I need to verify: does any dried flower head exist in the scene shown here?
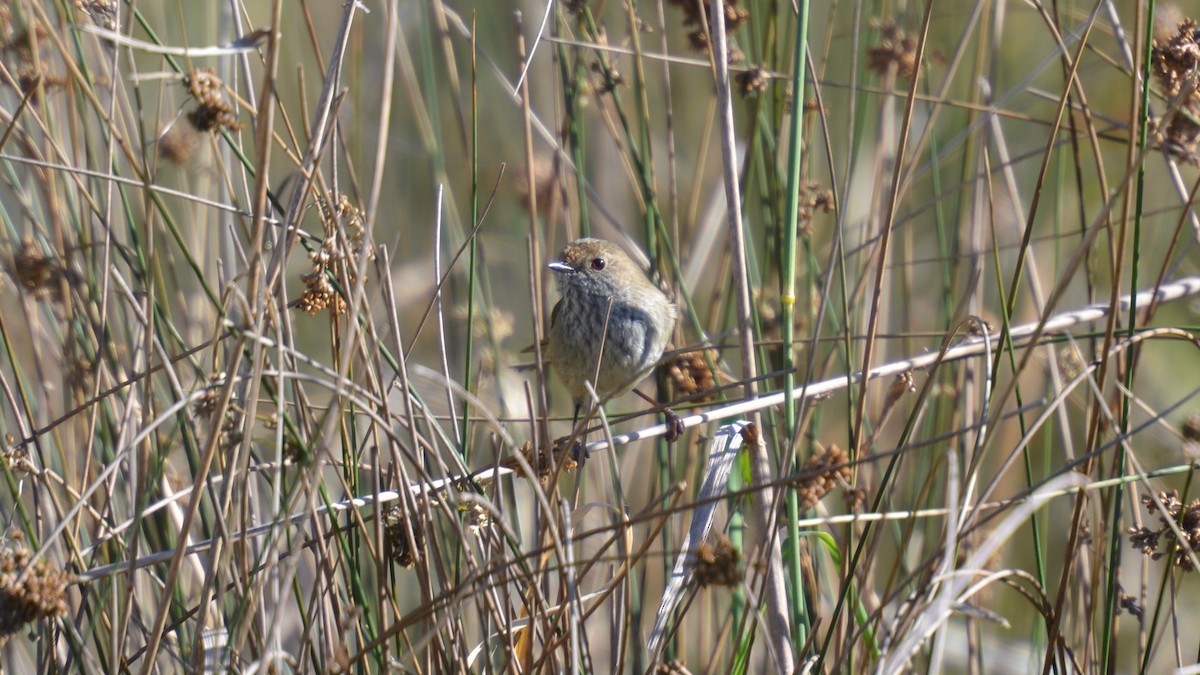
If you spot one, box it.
[886,371,918,403]
[218,408,244,454]
[692,534,741,588]
[2,444,34,476]
[590,60,626,94]
[795,181,835,234]
[966,317,995,338]
[868,21,919,79]
[12,238,59,293]
[291,271,345,316]
[1128,490,1200,571]
[793,444,852,512]
[1151,19,1200,162]
[656,659,694,675]
[268,430,301,464]
[501,439,577,484]
[383,506,424,568]
[185,68,241,133]
[458,499,493,533]
[666,348,720,402]
[0,532,70,644]
[291,194,373,317]
[317,193,372,261]
[844,486,868,511]
[735,65,770,98]
[667,0,749,59]
[1119,592,1144,620]
[192,385,221,418]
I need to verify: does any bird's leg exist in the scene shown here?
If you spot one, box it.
[569,401,588,465]
[634,389,685,442]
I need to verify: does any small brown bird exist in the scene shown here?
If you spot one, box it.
[546,238,678,433]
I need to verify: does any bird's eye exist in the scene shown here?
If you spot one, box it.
[591,258,606,271]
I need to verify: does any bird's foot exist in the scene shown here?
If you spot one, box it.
[570,440,588,467]
[664,408,685,443]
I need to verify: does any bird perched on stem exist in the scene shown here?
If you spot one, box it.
[545,238,681,442]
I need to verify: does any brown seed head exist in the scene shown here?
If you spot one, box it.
[383,506,423,568]
[793,444,853,513]
[692,534,741,588]
[0,533,70,643]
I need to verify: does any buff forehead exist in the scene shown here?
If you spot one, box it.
[560,239,623,267]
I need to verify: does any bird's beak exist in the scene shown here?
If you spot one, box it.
[547,261,574,273]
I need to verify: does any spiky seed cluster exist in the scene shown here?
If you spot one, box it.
[794,444,852,512]
[191,372,229,418]
[383,506,423,568]
[501,440,577,485]
[457,499,492,533]
[1151,19,1200,163]
[12,238,59,294]
[667,0,749,59]
[656,659,694,675]
[292,271,344,316]
[218,411,244,454]
[190,374,244,454]
[666,349,719,402]
[692,534,740,588]
[292,193,372,316]
[2,445,34,476]
[795,181,835,234]
[192,388,219,419]
[281,435,308,464]
[966,317,995,337]
[867,21,919,79]
[843,486,868,511]
[316,193,373,265]
[734,65,769,98]
[0,532,70,643]
[1119,593,1144,620]
[185,68,241,133]
[1128,490,1200,571]
[590,60,626,95]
